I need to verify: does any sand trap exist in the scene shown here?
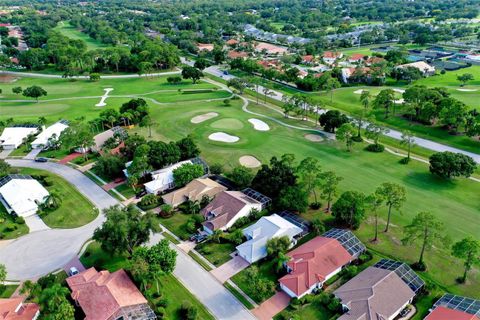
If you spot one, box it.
[393,88,405,94]
[394,99,405,104]
[95,88,113,107]
[248,118,270,131]
[305,134,324,142]
[0,75,18,83]
[191,112,218,124]
[353,89,368,95]
[457,88,478,92]
[208,132,239,143]
[239,155,261,168]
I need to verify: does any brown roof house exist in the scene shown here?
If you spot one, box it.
[279,229,364,298]
[161,177,227,208]
[66,268,156,320]
[201,188,270,233]
[334,259,424,320]
[0,298,40,320]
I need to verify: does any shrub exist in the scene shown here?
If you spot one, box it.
[342,265,359,279]
[399,157,410,164]
[179,301,198,320]
[351,135,363,142]
[15,216,25,224]
[309,202,322,210]
[155,306,166,317]
[166,76,182,84]
[365,143,385,153]
[157,297,169,308]
[411,261,427,271]
[138,194,159,210]
[357,251,373,264]
[223,99,231,106]
[440,69,446,75]
[159,204,173,218]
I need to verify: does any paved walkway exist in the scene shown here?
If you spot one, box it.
[58,152,82,164]
[23,148,42,160]
[0,149,13,159]
[211,256,250,283]
[24,215,50,232]
[102,179,126,191]
[252,291,291,320]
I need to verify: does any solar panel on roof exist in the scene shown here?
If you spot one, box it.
[433,294,480,316]
[374,259,425,293]
[323,228,366,257]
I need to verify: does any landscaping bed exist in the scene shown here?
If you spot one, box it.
[0,205,29,239]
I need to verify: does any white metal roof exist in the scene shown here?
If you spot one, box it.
[236,214,303,263]
[0,127,38,148]
[31,121,69,147]
[0,175,49,217]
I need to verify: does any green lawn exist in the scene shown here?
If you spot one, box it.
[80,241,214,320]
[53,21,109,51]
[17,168,98,228]
[231,259,279,303]
[0,285,18,298]
[0,203,29,239]
[114,183,136,199]
[158,213,195,240]
[195,241,236,266]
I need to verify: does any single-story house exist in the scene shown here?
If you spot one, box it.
[396,61,436,76]
[236,213,303,264]
[424,294,480,320]
[341,67,372,83]
[31,120,69,150]
[0,174,49,217]
[348,53,366,64]
[201,188,270,233]
[161,177,227,207]
[144,159,193,195]
[66,268,156,320]
[0,297,40,320]
[76,126,125,154]
[323,51,343,64]
[334,259,424,320]
[197,43,214,52]
[279,236,354,298]
[226,39,239,46]
[365,56,386,66]
[255,42,288,55]
[227,50,249,59]
[0,125,38,150]
[302,55,315,64]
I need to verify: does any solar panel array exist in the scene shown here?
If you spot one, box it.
[374,259,425,293]
[433,294,480,316]
[242,188,271,207]
[323,228,366,257]
[278,210,310,233]
[0,174,32,188]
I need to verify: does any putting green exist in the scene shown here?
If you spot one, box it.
[210,118,244,130]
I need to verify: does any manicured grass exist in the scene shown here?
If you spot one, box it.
[53,21,108,51]
[274,303,335,320]
[188,251,213,271]
[0,203,29,239]
[224,282,255,309]
[195,241,236,266]
[80,241,214,320]
[9,144,30,157]
[158,213,194,240]
[0,285,18,298]
[114,183,136,199]
[17,168,98,228]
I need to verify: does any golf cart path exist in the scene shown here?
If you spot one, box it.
[0,160,255,320]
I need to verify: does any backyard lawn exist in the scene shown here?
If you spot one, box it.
[17,168,98,228]
[0,285,18,298]
[80,241,214,320]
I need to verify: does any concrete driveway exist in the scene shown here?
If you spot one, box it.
[253,291,291,320]
[211,255,250,283]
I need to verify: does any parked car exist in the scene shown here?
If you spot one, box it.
[69,267,79,276]
[190,233,208,243]
[135,190,147,199]
[34,157,48,163]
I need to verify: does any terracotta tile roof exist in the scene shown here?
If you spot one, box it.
[334,267,416,320]
[323,51,342,59]
[227,50,248,59]
[0,298,39,320]
[162,178,227,207]
[366,57,385,65]
[302,55,314,62]
[201,191,260,230]
[66,268,148,320]
[349,53,365,61]
[226,39,239,45]
[197,43,214,51]
[425,306,480,320]
[255,42,288,54]
[279,236,353,297]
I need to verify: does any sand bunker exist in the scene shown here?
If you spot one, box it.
[394,99,405,104]
[457,88,478,92]
[239,155,261,168]
[208,132,239,143]
[305,134,324,142]
[353,89,367,95]
[95,88,113,107]
[248,118,270,131]
[0,75,18,83]
[393,88,405,94]
[191,112,219,124]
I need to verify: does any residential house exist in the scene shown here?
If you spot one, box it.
[76,127,125,154]
[323,51,343,64]
[201,188,270,234]
[236,213,303,264]
[31,120,69,150]
[301,55,315,65]
[396,61,436,76]
[0,125,38,150]
[341,67,372,83]
[254,42,288,55]
[348,53,366,64]
[424,294,480,320]
[0,297,40,320]
[365,56,386,66]
[227,50,249,60]
[334,259,424,320]
[279,229,364,299]
[161,177,227,207]
[144,160,193,195]
[226,39,239,46]
[197,43,214,52]
[66,268,156,320]
[0,174,49,217]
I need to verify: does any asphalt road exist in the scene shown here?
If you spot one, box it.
[0,160,255,319]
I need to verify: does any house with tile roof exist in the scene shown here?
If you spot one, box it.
[302,55,315,64]
[0,297,40,320]
[323,51,343,64]
[66,268,156,320]
[227,50,249,59]
[279,236,355,298]
[161,177,227,208]
[334,264,420,320]
[226,39,239,46]
[197,43,214,52]
[236,214,303,264]
[425,306,480,320]
[201,189,269,233]
[424,294,480,320]
[348,53,366,64]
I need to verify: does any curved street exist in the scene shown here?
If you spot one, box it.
[0,160,255,320]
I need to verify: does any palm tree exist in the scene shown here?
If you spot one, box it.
[42,192,62,210]
[262,87,274,104]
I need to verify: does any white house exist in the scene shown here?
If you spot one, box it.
[0,126,38,149]
[144,160,193,194]
[236,214,303,264]
[396,61,436,76]
[31,120,69,149]
[0,174,49,217]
